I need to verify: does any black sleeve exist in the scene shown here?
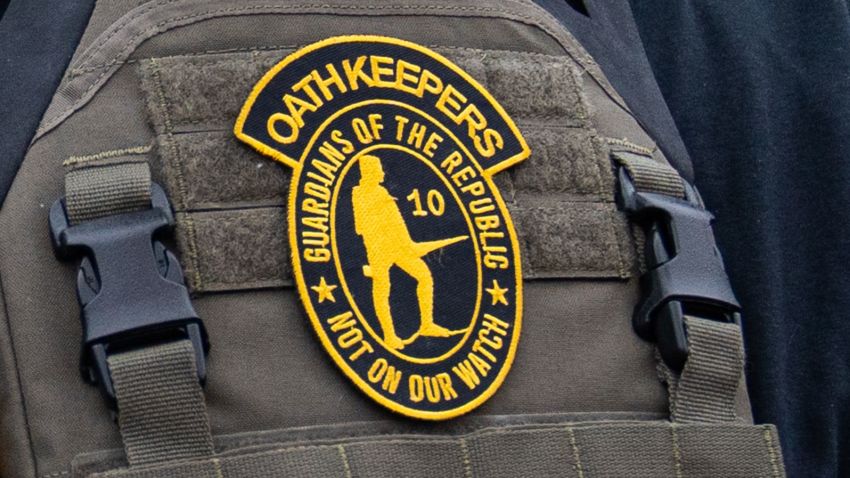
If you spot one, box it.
[534,0,695,181]
[0,0,95,205]
[630,2,850,476]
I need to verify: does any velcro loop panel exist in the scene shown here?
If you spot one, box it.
[175,208,290,292]
[139,47,634,293]
[84,421,785,478]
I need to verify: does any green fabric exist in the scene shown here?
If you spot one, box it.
[175,208,290,292]
[63,149,213,466]
[86,421,785,478]
[64,158,151,225]
[107,340,214,466]
[0,0,765,475]
[138,47,635,293]
[612,151,746,423]
[659,316,745,424]
[612,150,685,198]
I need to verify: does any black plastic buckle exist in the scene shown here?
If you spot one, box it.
[49,183,208,407]
[617,168,740,372]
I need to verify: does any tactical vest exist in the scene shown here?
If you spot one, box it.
[0,1,786,476]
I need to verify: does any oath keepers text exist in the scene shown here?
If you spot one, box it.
[264,55,506,158]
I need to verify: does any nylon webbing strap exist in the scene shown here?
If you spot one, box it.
[612,150,685,198]
[87,421,785,478]
[64,157,151,224]
[613,151,746,424]
[658,316,745,423]
[107,340,214,466]
[62,156,213,466]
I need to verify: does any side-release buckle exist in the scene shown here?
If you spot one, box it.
[617,168,740,372]
[49,183,208,406]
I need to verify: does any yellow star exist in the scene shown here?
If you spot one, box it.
[486,279,509,306]
[311,276,338,303]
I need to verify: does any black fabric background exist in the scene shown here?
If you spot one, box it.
[628,2,850,476]
[0,0,94,205]
[0,1,847,476]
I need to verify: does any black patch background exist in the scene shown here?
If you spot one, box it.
[294,101,519,414]
[241,40,524,169]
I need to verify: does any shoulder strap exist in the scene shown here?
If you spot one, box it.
[614,151,745,424]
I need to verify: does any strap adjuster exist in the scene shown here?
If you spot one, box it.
[617,168,740,372]
[49,183,208,407]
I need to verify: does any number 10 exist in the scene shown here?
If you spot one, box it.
[406,189,445,217]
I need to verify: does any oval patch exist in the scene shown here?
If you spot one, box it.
[235,35,530,419]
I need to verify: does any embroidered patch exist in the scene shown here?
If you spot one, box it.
[235,35,530,419]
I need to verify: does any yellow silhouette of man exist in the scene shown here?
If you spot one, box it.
[352,154,467,350]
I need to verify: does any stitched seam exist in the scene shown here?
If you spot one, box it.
[70,44,299,75]
[608,208,629,279]
[458,437,473,478]
[605,137,656,156]
[566,426,584,478]
[596,138,637,277]
[601,144,632,278]
[590,133,611,198]
[187,209,284,220]
[168,114,582,132]
[671,423,684,478]
[498,0,629,115]
[201,279,290,291]
[177,213,202,290]
[151,60,185,206]
[213,418,668,451]
[74,3,533,78]
[0,268,39,477]
[586,132,630,279]
[213,457,223,478]
[762,426,782,478]
[338,444,353,478]
[501,0,627,108]
[514,122,586,131]
[41,472,70,478]
[64,145,152,166]
[152,58,203,289]
[73,0,179,68]
[101,438,492,475]
[436,44,567,59]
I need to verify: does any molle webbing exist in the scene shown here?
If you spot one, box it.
[612,150,685,198]
[64,152,153,224]
[660,316,745,424]
[108,341,214,466]
[82,421,785,478]
[138,48,636,293]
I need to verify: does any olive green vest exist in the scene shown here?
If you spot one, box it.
[0,1,785,476]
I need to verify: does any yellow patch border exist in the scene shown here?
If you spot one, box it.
[235,35,528,420]
[288,102,523,420]
[233,34,531,176]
